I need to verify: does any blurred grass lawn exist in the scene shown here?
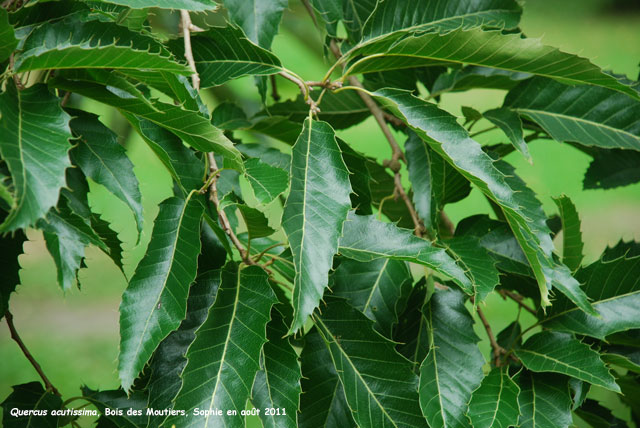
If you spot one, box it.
[1,0,639,425]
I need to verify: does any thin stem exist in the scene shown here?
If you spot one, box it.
[469,125,498,138]
[4,311,61,396]
[180,10,200,91]
[393,173,423,235]
[9,54,24,90]
[277,71,320,113]
[207,154,255,265]
[270,75,281,101]
[300,0,319,28]
[253,242,285,263]
[475,305,506,366]
[439,211,456,237]
[499,289,538,316]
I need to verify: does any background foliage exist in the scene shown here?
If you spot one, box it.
[1,0,640,427]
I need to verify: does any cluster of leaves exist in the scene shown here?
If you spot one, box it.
[1,0,640,427]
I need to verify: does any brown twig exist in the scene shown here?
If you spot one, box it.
[180,10,200,91]
[270,75,281,101]
[300,0,319,28]
[4,311,61,396]
[474,305,507,367]
[393,173,424,236]
[8,54,25,90]
[499,289,538,316]
[60,91,71,107]
[277,71,320,114]
[206,154,255,266]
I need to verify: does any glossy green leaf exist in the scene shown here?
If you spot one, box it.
[118,192,204,391]
[244,158,289,205]
[583,147,640,190]
[224,0,287,49]
[0,230,26,320]
[174,26,282,88]
[362,0,522,41]
[496,321,522,351]
[50,78,243,171]
[0,8,17,64]
[0,382,63,428]
[282,119,352,333]
[145,269,220,428]
[467,368,520,428]
[82,387,149,428]
[394,279,430,369]
[100,0,217,11]
[338,139,373,215]
[344,29,638,100]
[544,255,640,339]
[252,306,301,428]
[484,107,531,162]
[69,111,143,238]
[299,328,356,428]
[38,197,108,290]
[370,88,594,314]
[518,372,572,428]
[339,212,472,293]
[442,236,500,302]
[0,84,72,232]
[14,19,189,74]
[574,398,627,428]
[601,348,640,374]
[168,264,277,428]
[552,196,584,272]
[515,331,620,392]
[331,257,412,337]
[342,0,377,42]
[236,202,276,240]
[430,66,531,97]
[315,297,426,428]
[419,288,485,428]
[504,77,640,150]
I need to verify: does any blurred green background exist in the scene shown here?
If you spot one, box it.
[1,0,639,426]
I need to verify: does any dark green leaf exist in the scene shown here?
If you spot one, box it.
[338,212,472,293]
[496,321,522,351]
[442,236,500,302]
[0,8,17,64]
[49,78,243,171]
[237,203,275,240]
[345,29,639,100]
[244,158,289,205]
[601,347,640,373]
[430,66,531,97]
[405,131,437,232]
[90,214,125,273]
[569,378,589,410]
[146,269,220,428]
[238,144,290,171]
[82,387,148,428]
[338,139,373,215]
[545,255,640,339]
[394,279,430,368]
[575,399,627,428]
[505,77,640,150]
[0,84,72,232]
[99,0,218,11]
[552,195,584,272]
[211,102,251,130]
[1,382,62,428]
[484,107,530,162]
[69,111,143,238]
[168,263,277,427]
[515,331,619,392]
[223,0,287,49]
[371,88,594,314]
[331,258,412,337]
[118,193,204,391]
[617,374,640,425]
[315,297,426,428]
[299,328,356,428]
[366,159,415,229]
[362,0,522,41]
[467,367,520,428]
[282,119,352,333]
[0,230,26,319]
[252,306,301,428]
[342,0,377,42]
[518,372,572,428]
[174,26,282,88]
[419,288,485,428]
[15,19,189,74]
[583,148,640,189]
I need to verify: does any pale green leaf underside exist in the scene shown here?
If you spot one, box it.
[282,119,352,333]
[0,84,72,232]
[100,0,218,11]
[169,264,276,428]
[515,331,620,392]
[118,193,203,391]
[505,77,640,151]
[15,19,189,74]
[345,28,638,100]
